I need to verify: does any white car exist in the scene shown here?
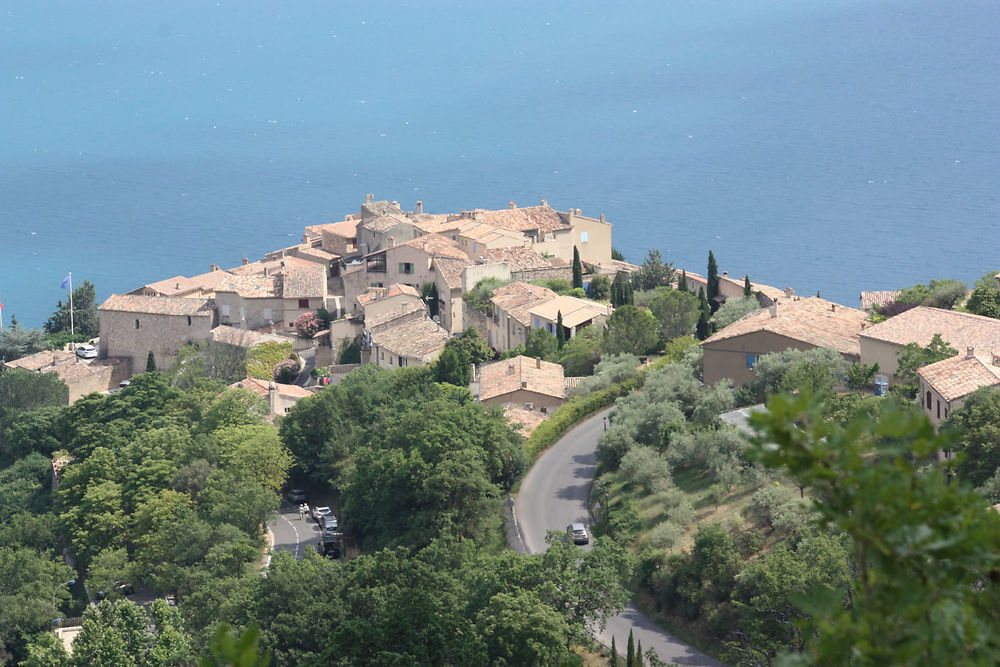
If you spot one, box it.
[76,344,98,359]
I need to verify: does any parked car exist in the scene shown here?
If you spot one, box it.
[312,506,332,522]
[76,344,98,359]
[95,581,134,601]
[318,535,341,559]
[567,523,589,545]
[319,514,339,534]
[286,488,307,504]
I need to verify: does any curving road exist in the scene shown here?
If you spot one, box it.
[515,409,721,666]
[269,501,321,561]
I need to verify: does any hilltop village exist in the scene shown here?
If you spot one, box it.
[6,194,1000,431]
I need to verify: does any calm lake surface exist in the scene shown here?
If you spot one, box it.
[3,0,998,327]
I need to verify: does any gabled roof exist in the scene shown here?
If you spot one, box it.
[216,274,282,299]
[296,246,339,262]
[859,306,1000,353]
[307,219,359,240]
[410,214,460,235]
[370,315,449,360]
[466,204,570,233]
[918,352,1000,402]
[528,294,612,328]
[399,234,469,260]
[456,222,524,245]
[365,302,426,329]
[478,355,565,402]
[490,282,558,327]
[361,214,410,233]
[703,297,866,358]
[356,283,421,307]
[480,246,552,271]
[229,377,313,399]
[500,404,549,438]
[100,294,215,316]
[362,200,405,219]
[210,326,284,348]
[4,349,76,372]
[280,259,326,298]
[137,270,231,297]
[860,290,901,311]
[433,256,475,290]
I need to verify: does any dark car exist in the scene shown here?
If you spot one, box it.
[319,514,339,534]
[318,534,341,559]
[567,523,589,545]
[286,488,307,504]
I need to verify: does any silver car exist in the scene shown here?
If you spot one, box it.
[567,523,589,545]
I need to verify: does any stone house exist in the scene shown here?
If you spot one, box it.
[917,348,1000,425]
[858,306,1000,384]
[487,282,559,351]
[98,294,215,372]
[355,234,469,309]
[3,349,130,404]
[528,294,612,342]
[432,256,476,334]
[474,355,566,414]
[366,309,449,369]
[701,297,867,386]
[356,283,425,322]
[129,269,231,299]
[357,214,423,255]
[229,377,315,417]
[454,221,526,258]
[214,257,328,330]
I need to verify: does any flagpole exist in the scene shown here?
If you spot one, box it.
[68,272,75,345]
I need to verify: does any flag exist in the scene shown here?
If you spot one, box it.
[61,274,71,290]
[0,302,4,310]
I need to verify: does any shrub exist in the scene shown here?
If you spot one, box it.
[246,341,294,380]
[273,357,300,384]
[293,312,323,338]
[648,521,684,550]
[619,447,672,493]
[588,275,611,301]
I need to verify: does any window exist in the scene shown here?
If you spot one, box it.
[580,231,589,243]
[541,407,548,414]
[187,315,192,326]
[926,390,932,410]
[534,317,540,329]
[399,262,414,274]
[472,242,477,252]
[221,304,231,317]
[525,402,534,410]
[936,400,940,419]
[398,356,405,367]
[135,319,140,330]
[746,354,757,369]
[547,323,554,334]
[298,298,309,308]
[263,308,273,320]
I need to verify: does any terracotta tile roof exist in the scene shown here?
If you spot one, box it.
[457,222,524,245]
[433,256,475,290]
[54,357,123,384]
[490,282,559,327]
[227,258,284,277]
[280,259,326,298]
[500,404,549,437]
[307,219,359,240]
[860,290,901,311]
[362,200,405,218]
[365,302,426,329]
[410,214,460,235]
[139,270,231,297]
[478,355,565,402]
[703,297,866,358]
[362,214,410,233]
[217,274,282,299]
[399,233,469,260]
[296,246,339,262]
[100,294,215,316]
[591,259,641,274]
[229,377,313,399]
[210,326,284,348]
[370,316,449,360]
[528,295,612,328]
[859,306,1000,353]
[918,352,1000,402]
[481,246,552,271]
[356,283,422,307]
[468,204,569,233]
[4,349,77,372]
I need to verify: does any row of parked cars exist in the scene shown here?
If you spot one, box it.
[287,489,342,558]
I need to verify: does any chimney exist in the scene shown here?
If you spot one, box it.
[722,271,728,277]
[536,357,541,369]
[521,381,528,389]
[992,353,1000,367]
[263,267,269,277]
[967,346,975,359]
[830,304,837,312]
[366,193,374,203]
[507,363,515,376]
[770,302,779,318]
[210,263,220,272]
[416,200,423,214]
[861,322,868,330]
[784,287,794,298]
[267,381,277,414]
[508,201,516,209]
[576,208,581,215]
[600,214,605,222]
[540,199,547,206]
[392,201,398,208]
[175,282,181,289]
[242,257,249,265]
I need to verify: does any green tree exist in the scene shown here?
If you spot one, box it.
[72,599,195,666]
[897,278,968,310]
[626,629,634,667]
[748,347,850,402]
[421,282,440,319]
[433,346,469,387]
[707,251,719,313]
[146,350,157,373]
[572,246,584,289]
[643,286,700,342]
[525,327,559,361]
[749,391,1000,665]
[556,311,566,349]
[602,306,659,356]
[712,295,760,330]
[557,325,603,376]
[695,287,711,340]
[203,624,272,667]
[677,270,689,293]
[611,248,625,261]
[0,546,76,663]
[44,280,100,338]
[633,250,675,291]
[215,424,292,494]
[0,368,68,413]
[0,322,47,362]
[610,635,619,666]
[246,342,294,381]
[477,590,571,666]
[944,387,1000,487]
[336,336,361,364]
[895,333,957,396]
[744,274,752,297]
[589,275,612,301]
[964,284,1000,319]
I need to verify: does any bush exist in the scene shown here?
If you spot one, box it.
[246,341,294,380]
[567,354,639,397]
[648,521,684,549]
[619,447,672,494]
[273,358,300,384]
[588,275,611,301]
[293,312,323,338]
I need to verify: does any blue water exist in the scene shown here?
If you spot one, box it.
[3,1,998,328]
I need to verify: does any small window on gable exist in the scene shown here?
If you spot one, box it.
[936,400,941,419]
[541,407,548,414]
[135,319,140,330]
[746,354,757,369]
[580,231,589,243]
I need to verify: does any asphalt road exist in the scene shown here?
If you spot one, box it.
[516,409,722,666]
[268,501,321,561]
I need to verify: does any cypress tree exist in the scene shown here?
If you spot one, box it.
[677,270,689,293]
[625,280,635,306]
[610,636,618,666]
[556,310,565,349]
[626,629,634,667]
[146,350,157,372]
[636,639,643,667]
[744,274,752,297]
[611,274,625,307]
[707,250,719,313]
[572,246,583,289]
[696,287,711,340]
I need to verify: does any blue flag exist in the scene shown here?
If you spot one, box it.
[61,274,71,290]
